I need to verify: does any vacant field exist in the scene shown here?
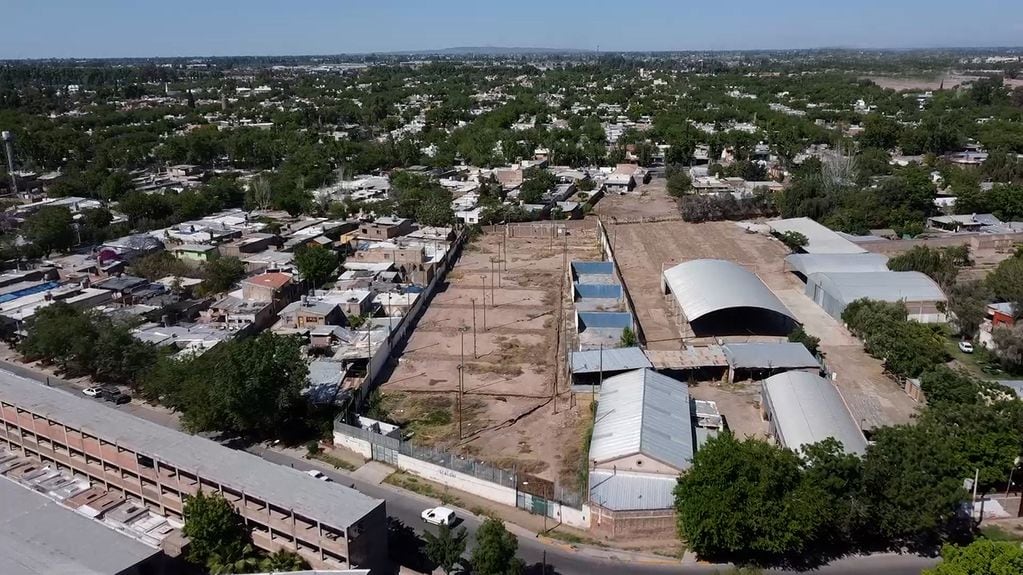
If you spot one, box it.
[603,197,918,429]
[594,176,679,221]
[379,225,602,486]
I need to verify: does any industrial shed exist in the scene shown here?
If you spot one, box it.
[770,217,867,254]
[662,259,797,336]
[570,347,651,386]
[784,253,890,279]
[804,271,947,323]
[587,368,694,537]
[761,372,867,455]
[722,342,820,382]
[589,369,695,473]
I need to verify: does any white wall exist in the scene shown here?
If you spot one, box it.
[396,453,517,507]
[333,432,372,459]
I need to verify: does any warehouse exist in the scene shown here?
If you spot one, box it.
[722,342,821,382]
[760,371,867,455]
[804,271,947,323]
[570,347,651,387]
[587,368,695,537]
[769,217,866,254]
[784,253,890,280]
[662,259,797,336]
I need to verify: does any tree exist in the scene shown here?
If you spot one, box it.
[259,550,310,572]
[674,433,842,569]
[619,326,638,347]
[199,256,245,296]
[519,169,556,204]
[294,244,339,287]
[424,525,468,575]
[925,540,1023,575]
[992,324,1023,373]
[945,280,990,338]
[19,302,96,375]
[887,246,969,288]
[986,255,1023,313]
[788,326,820,355]
[775,230,808,252]
[182,491,251,569]
[858,424,969,553]
[471,518,523,575]
[667,171,692,198]
[23,205,75,256]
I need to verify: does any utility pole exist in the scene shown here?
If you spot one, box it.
[490,258,496,301]
[471,298,478,359]
[459,327,467,439]
[480,275,487,331]
[596,343,603,402]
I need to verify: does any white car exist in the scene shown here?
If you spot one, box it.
[959,341,975,354]
[82,387,102,398]
[306,469,330,481]
[421,506,456,526]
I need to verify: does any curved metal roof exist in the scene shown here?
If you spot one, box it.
[806,271,947,305]
[785,253,890,276]
[662,259,795,322]
[761,372,867,455]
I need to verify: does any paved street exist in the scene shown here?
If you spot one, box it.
[0,361,935,574]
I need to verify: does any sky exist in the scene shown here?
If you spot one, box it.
[3,1,1023,59]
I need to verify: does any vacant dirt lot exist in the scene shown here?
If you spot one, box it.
[601,191,919,429]
[595,176,679,221]
[379,225,602,487]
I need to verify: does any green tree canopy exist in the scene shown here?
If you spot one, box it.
[424,525,468,575]
[182,491,251,570]
[471,518,523,575]
[199,256,246,296]
[294,244,339,287]
[23,205,75,256]
[925,539,1023,575]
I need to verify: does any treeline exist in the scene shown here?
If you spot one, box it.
[842,299,948,378]
[679,190,777,223]
[677,363,1023,569]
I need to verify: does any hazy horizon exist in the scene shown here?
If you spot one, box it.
[4,0,1023,60]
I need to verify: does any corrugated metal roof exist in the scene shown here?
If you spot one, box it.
[723,342,820,370]
[662,259,795,323]
[588,470,677,511]
[770,217,867,254]
[0,477,160,575]
[589,369,694,470]
[571,347,651,374]
[761,372,867,455]
[785,253,890,276]
[0,370,383,529]
[806,271,946,305]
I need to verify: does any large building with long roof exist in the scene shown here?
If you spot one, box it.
[0,369,387,571]
[761,371,867,455]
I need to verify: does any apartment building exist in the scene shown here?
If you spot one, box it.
[0,370,387,571]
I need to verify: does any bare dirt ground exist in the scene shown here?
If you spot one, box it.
[598,182,919,429]
[379,226,603,487]
[594,177,679,221]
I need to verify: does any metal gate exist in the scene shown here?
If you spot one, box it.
[372,443,397,465]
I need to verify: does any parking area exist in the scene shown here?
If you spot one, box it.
[379,225,603,485]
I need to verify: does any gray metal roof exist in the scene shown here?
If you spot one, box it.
[722,342,820,370]
[785,253,890,276]
[0,369,383,529]
[806,271,946,305]
[0,477,160,575]
[588,469,677,511]
[770,217,867,254]
[589,369,694,470]
[761,372,867,455]
[570,347,651,374]
[662,259,795,323]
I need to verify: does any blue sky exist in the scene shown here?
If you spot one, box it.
[3,1,1022,59]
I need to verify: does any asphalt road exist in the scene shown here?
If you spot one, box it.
[1,361,935,575]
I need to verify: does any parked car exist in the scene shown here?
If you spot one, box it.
[959,341,975,354]
[421,506,456,526]
[306,469,330,481]
[82,387,102,398]
[101,387,131,404]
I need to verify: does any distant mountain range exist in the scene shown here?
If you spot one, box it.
[387,46,596,56]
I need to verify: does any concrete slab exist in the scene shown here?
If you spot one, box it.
[350,461,396,485]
